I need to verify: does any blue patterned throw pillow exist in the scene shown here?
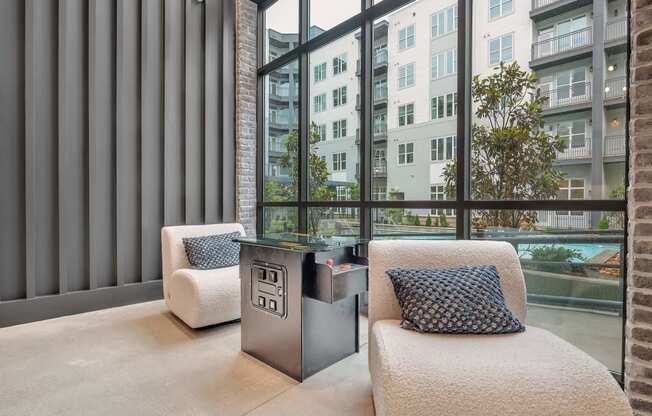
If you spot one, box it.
[182,232,241,270]
[386,266,525,335]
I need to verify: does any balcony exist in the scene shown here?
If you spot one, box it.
[374,126,388,142]
[531,27,593,69]
[556,141,592,161]
[604,135,626,158]
[541,81,592,115]
[355,50,389,78]
[374,48,388,68]
[356,92,389,111]
[604,76,627,106]
[530,0,593,22]
[605,17,628,52]
[372,161,387,177]
[267,140,287,154]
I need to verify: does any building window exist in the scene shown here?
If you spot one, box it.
[332,119,347,138]
[398,24,416,50]
[431,93,457,120]
[431,95,445,120]
[398,103,415,127]
[489,33,513,66]
[314,94,326,112]
[430,184,454,216]
[374,113,387,134]
[557,179,585,216]
[374,79,388,99]
[317,124,327,142]
[314,62,326,82]
[555,120,587,149]
[489,0,513,20]
[446,93,457,117]
[332,152,347,171]
[398,63,415,89]
[398,142,415,165]
[333,54,347,75]
[333,86,348,107]
[556,67,588,101]
[431,48,457,80]
[431,136,456,161]
[431,5,457,38]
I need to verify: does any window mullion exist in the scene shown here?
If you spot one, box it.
[298,0,309,233]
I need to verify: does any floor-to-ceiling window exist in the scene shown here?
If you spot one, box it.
[257,0,629,381]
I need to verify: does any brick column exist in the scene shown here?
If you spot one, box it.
[235,0,258,236]
[627,1,652,414]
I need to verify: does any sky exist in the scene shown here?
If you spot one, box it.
[265,0,362,34]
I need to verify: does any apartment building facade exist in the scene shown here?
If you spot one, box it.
[264,0,628,228]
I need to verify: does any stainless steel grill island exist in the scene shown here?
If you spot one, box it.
[235,235,368,382]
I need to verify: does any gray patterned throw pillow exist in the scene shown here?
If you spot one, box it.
[386,266,525,335]
[182,232,241,270]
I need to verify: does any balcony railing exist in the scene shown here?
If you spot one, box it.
[605,17,628,43]
[374,125,387,136]
[532,27,592,60]
[532,0,563,9]
[604,135,626,157]
[375,48,388,66]
[268,140,286,153]
[372,162,387,177]
[541,81,592,110]
[374,88,388,100]
[536,210,591,229]
[556,140,592,160]
[604,76,627,100]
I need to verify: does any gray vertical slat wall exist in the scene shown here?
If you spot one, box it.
[89,0,117,290]
[204,0,223,224]
[0,0,26,302]
[26,0,58,298]
[58,0,89,294]
[141,0,164,282]
[186,0,205,225]
[116,0,142,286]
[164,0,186,226]
[0,0,237,327]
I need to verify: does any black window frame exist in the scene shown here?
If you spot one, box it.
[255,0,630,382]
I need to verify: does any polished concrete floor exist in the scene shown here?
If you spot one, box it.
[0,300,622,415]
[0,301,373,416]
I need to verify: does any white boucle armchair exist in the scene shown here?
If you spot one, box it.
[161,223,245,328]
[368,240,632,416]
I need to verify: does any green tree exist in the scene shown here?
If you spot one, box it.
[277,123,335,235]
[443,62,565,229]
[384,189,406,225]
[606,184,625,229]
[425,215,432,227]
[413,215,421,226]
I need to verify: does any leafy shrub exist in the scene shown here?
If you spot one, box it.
[597,217,610,230]
[530,245,585,262]
[439,213,449,227]
[425,215,432,226]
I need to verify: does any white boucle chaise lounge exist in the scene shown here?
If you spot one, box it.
[161,223,245,328]
[368,240,632,416]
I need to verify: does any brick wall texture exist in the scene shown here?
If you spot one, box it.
[235,0,257,236]
[628,1,652,414]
